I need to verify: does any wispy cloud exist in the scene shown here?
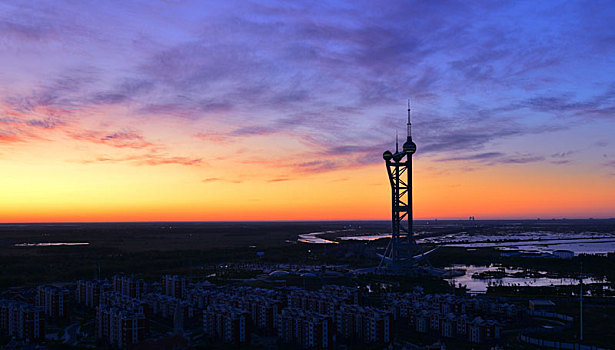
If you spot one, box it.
[551,151,575,158]
[202,177,241,183]
[439,152,504,162]
[496,154,545,164]
[193,133,231,144]
[438,151,544,166]
[69,129,154,149]
[294,160,340,174]
[551,160,571,165]
[82,154,202,166]
[267,178,292,183]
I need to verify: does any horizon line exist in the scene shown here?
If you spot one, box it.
[1,217,614,225]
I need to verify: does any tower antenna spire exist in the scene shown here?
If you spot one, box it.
[395,131,399,153]
[407,99,412,138]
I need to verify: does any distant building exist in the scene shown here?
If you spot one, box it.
[415,310,429,333]
[552,250,574,259]
[337,305,392,344]
[173,300,183,336]
[186,286,281,333]
[466,316,501,343]
[96,305,148,349]
[162,275,189,299]
[455,314,468,337]
[468,317,484,343]
[112,275,145,299]
[100,292,148,316]
[320,285,362,305]
[142,293,193,319]
[388,291,505,344]
[76,280,110,308]
[278,308,332,349]
[441,313,455,338]
[529,299,555,311]
[0,300,45,342]
[36,285,69,318]
[240,295,282,333]
[287,289,344,318]
[203,305,250,345]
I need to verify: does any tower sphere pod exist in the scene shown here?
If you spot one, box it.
[383,150,393,160]
[403,139,416,154]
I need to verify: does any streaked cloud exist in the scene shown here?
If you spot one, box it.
[69,129,154,149]
[82,154,202,166]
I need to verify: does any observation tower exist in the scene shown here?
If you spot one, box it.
[379,102,434,271]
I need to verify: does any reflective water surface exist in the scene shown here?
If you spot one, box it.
[444,264,605,293]
[14,242,90,247]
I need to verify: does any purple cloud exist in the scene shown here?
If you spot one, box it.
[267,178,292,183]
[26,117,65,129]
[438,151,544,166]
[551,160,571,165]
[439,152,504,162]
[0,0,614,176]
[70,129,153,149]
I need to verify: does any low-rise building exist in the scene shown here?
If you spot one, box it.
[529,299,555,312]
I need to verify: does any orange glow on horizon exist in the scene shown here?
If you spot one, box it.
[2,154,614,223]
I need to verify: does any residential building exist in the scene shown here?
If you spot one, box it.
[112,275,145,299]
[96,305,148,349]
[203,305,250,345]
[0,300,45,342]
[36,285,69,318]
[277,308,332,349]
[76,280,110,308]
[162,275,189,299]
[337,305,392,344]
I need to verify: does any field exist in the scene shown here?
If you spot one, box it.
[1,219,614,289]
[0,221,387,287]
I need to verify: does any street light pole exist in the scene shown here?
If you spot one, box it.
[580,261,583,342]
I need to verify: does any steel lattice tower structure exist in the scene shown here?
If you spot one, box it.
[380,102,418,270]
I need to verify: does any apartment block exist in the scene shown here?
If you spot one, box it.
[112,275,145,299]
[277,308,332,349]
[96,305,148,349]
[36,285,69,318]
[162,275,189,299]
[0,300,45,342]
[203,304,250,345]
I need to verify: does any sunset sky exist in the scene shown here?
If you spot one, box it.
[1,1,614,222]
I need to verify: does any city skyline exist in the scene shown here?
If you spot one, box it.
[1,1,614,222]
